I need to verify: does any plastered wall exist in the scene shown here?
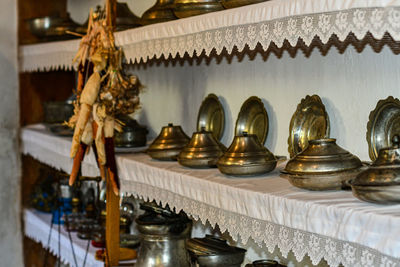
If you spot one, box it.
[0,0,23,265]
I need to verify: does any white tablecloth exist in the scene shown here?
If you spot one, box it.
[24,209,103,267]
[21,124,400,267]
[20,0,400,71]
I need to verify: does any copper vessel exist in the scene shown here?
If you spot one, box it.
[141,0,177,25]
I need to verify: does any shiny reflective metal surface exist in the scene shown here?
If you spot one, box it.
[172,0,224,18]
[217,132,277,176]
[187,235,246,267]
[235,96,268,144]
[148,123,190,160]
[114,115,148,148]
[178,128,225,168]
[288,95,330,158]
[135,206,192,267]
[245,259,282,267]
[27,14,80,40]
[285,138,362,190]
[221,0,268,9]
[141,0,177,25]
[197,94,225,140]
[367,96,400,161]
[350,136,400,204]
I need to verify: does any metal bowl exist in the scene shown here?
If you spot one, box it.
[285,138,362,190]
[43,101,74,124]
[172,0,224,19]
[288,95,330,158]
[197,94,225,140]
[187,235,246,267]
[178,128,226,168]
[147,123,190,160]
[366,96,400,161]
[221,0,268,9]
[114,116,148,148]
[27,13,80,40]
[217,132,276,176]
[141,0,177,25]
[235,96,268,144]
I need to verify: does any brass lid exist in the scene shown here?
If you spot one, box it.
[217,132,277,175]
[197,94,225,140]
[172,0,224,19]
[178,128,225,168]
[148,123,190,159]
[187,235,246,256]
[285,138,362,175]
[351,136,400,186]
[235,96,268,144]
[141,0,177,25]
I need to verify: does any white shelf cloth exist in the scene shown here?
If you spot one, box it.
[20,0,400,71]
[21,124,400,267]
[24,208,103,267]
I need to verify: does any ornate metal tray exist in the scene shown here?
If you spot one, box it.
[288,95,330,158]
[235,96,268,144]
[367,96,400,161]
[197,94,225,140]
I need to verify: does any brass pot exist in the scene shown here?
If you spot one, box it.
[178,128,226,168]
[285,138,362,190]
[221,0,268,9]
[147,123,190,160]
[187,235,246,267]
[172,0,224,19]
[141,0,177,25]
[217,132,277,176]
[350,136,400,204]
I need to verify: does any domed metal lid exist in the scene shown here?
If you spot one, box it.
[351,136,400,186]
[285,138,362,175]
[179,128,225,156]
[187,235,246,256]
[148,123,190,152]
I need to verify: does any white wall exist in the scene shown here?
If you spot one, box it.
[0,0,23,265]
[128,46,400,161]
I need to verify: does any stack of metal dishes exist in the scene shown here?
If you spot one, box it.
[245,259,286,267]
[172,0,224,19]
[147,123,190,160]
[348,96,400,204]
[284,138,362,190]
[178,94,226,168]
[187,235,246,267]
[217,96,277,176]
[288,95,330,158]
[141,0,177,25]
[221,0,268,9]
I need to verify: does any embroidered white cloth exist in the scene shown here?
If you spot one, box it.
[20,0,400,71]
[21,124,400,266]
[24,209,103,267]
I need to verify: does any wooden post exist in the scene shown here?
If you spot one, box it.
[105,170,120,266]
[105,1,119,266]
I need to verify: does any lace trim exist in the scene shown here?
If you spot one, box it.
[121,180,400,267]
[20,6,400,71]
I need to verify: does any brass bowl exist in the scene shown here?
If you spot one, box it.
[27,13,80,40]
[147,123,190,160]
[350,136,400,204]
[366,96,400,161]
[178,128,226,168]
[197,94,225,140]
[217,132,277,176]
[285,138,362,190]
[172,0,224,19]
[221,0,268,9]
[288,95,329,158]
[235,96,268,144]
[141,0,177,25]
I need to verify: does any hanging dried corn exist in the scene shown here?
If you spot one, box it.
[67,6,143,195]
